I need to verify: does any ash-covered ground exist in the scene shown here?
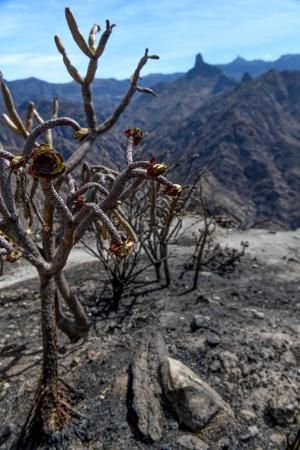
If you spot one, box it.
[0,223,299,450]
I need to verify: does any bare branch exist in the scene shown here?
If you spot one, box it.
[0,156,17,217]
[70,181,109,200]
[130,168,175,190]
[47,97,60,146]
[125,137,134,164]
[84,56,98,85]
[52,97,59,119]
[0,79,28,138]
[94,20,115,58]
[23,117,81,158]
[65,8,94,58]
[0,143,14,161]
[88,24,101,53]
[81,83,97,129]
[26,102,35,131]
[64,134,96,174]
[49,225,74,275]
[96,49,159,135]
[136,86,157,96]
[0,192,11,221]
[2,113,22,134]
[32,108,53,146]
[119,177,144,201]
[0,233,17,254]
[99,168,132,211]
[0,228,47,272]
[75,203,122,246]
[114,207,137,242]
[54,35,84,84]
[40,179,73,225]
[65,174,76,194]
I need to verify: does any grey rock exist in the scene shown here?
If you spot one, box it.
[0,424,12,446]
[210,360,222,372]
[177,433,209,450]
[290,324,300,334]
[106,320,119,332]
[251,309,265,319]
[281,350,297,366]
[221,351,239,374]
[270,432,286,446]
[248,425,259,437]
[240,425,259,441]
[266,396,297,425]
[191,315,211,331]
[206,332,221,347]
[239,409,257,423]
[93,444,104,450]
[160,357,234,432]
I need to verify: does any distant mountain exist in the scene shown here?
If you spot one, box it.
[117,54,236,132]
[134,69,300,228]
[1,55,300,229]
[218,54,300,80]
[3,73,184,106]
[0,72,183,156]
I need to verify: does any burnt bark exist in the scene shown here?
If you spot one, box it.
[55,272,90,337]
[12,276,62,450]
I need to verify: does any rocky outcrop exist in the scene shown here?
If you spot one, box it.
[130,333,236,446]
[160,357,234,432]
[186,53,223,79]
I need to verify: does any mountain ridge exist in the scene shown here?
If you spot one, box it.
[1,55,300,229]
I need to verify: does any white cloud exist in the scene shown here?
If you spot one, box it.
[2,0,300,80]
[0,53,61,65]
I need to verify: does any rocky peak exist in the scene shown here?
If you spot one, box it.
[241,72,253,83]
[186,53,222,79]
[232,56,247,64]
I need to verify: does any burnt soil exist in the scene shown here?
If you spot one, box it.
[0,228,299,450]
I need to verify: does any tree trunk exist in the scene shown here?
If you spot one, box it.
[13,275,62,449]
[160,242,171,286]
[38,275,62,435]
[112,276,124,310]
[55,272,90,338]
[55,290,82,342]
[154,261,161,281]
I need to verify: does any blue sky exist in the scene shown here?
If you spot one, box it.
[2,0,300,82]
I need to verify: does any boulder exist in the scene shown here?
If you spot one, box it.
[190,315,211,332]
[160,357,234,432]
[266,395,298,425]
[177,434,209,450]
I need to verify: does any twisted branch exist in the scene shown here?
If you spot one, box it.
[96,49,159,135]
[23,117,81,158]
[40,179,73,225]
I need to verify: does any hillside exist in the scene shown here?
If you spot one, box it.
[1,57,300,228]
[121,69,300,229]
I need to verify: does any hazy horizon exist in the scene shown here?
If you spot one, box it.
[2,0,300,82]
[3,51,300,84]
